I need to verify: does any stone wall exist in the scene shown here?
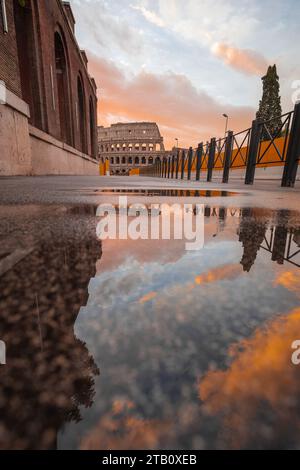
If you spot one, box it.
[29,126,99,176]
[0,90,32,175]
[0,0,99,176]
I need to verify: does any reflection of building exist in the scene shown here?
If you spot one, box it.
[98,122,168,175]
[0,0,98,176]
[0,206,101,449]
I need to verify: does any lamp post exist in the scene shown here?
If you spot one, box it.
[175,138,179,149]
[222,114,229,138]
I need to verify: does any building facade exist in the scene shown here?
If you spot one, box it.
[98,122,167,175]
[0,0,99,175]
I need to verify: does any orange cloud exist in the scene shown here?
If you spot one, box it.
[199,307,300,448]
[274,270,300,295]
[88,53,254,149]
[212,43,268,76]
[80,400,172,450]
[138,291,157,304]
[195,264,242,285]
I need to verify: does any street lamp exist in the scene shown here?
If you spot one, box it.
[222,113,229,137]
[175,138,179,149]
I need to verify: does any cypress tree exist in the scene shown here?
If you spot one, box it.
[256,65,282,140]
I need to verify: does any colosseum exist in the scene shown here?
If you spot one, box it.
[98,122,168,175]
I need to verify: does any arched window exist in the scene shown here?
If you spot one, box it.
[135,143,140,151]
[149,156,153,164]
[135,157,140,165]
[155,157,160,162]
[77,74,87,153]
[54,32,72,145]
[89,97,96,157]
[111,157,114,164]
[128,157,132,164]
[116,157,120,164]
[122,157,126,164]
[142,157,146,164]
[13,0,43,129]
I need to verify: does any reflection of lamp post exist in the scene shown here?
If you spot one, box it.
[222,113,229,137]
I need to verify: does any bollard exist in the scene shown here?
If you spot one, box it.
[196,143,203,181]
[181,150,185,179]
[245,120,260,185]
[187,147,193,181]
[222,131,233,183]
[207,138,216,182]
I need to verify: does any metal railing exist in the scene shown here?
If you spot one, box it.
[140,102,300,188]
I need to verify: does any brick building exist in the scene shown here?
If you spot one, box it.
[0,0,99,175]
[98,122,169,175]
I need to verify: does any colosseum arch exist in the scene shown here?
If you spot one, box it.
[135,156,140,164]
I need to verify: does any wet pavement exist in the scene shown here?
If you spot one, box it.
[0,176,300,449]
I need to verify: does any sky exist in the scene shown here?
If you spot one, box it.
[70,0,300,149]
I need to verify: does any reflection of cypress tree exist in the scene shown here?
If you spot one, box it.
[0,214,101,449]
[238,209,267,272]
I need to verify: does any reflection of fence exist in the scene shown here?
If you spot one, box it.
[261,226,300,268]
[140,102,300,187]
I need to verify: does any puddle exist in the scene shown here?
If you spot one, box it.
[85,189,241,197]
[0,203,300,449]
